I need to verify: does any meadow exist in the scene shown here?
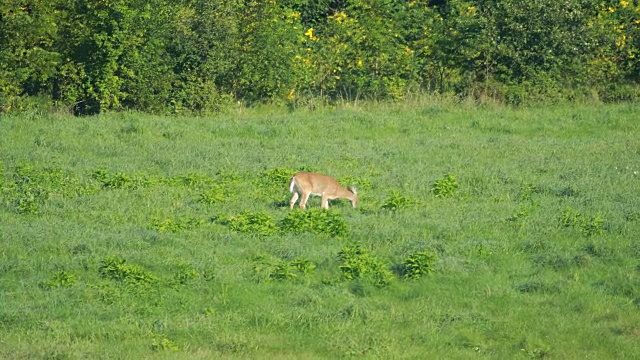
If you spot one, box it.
[0,100,639,359]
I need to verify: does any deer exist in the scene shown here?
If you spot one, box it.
[289,171,358,209]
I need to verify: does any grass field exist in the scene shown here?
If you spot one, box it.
[1,101,639,359]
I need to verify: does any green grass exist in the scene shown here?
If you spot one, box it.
[1,101,639,359]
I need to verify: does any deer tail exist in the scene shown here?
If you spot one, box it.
[289,176,296,193]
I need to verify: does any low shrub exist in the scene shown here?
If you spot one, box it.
[338,245,393,287]
[279,208,348,237]
[220,211,279,236]
[253,256,316,281]
[381,191,414,211]
[431,174,459,198]
[98,257,158,285]
[91,169,150,189]
[255,167,298,189]
[400,250,438,280]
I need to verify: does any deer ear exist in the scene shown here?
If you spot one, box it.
[348,186,357,194]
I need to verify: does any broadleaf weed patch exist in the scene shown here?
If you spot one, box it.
[171,264,200,285]
[98,256,158,286]
[217,208,349,237]
[431,174,459,198]
[253,167,300,197]
[2,163,93,214]
[197,186,225,205]
[561,208,606,237]
[338,175,374,191]
[381,191,414,211]
[400,251,438,280]
[91,169,222,191]
[279,208,348,237]
[151,336,180,352]
[252,167,320,201]
[218,211,279,236]
[41,270,76,289]
[91,169,151,189]
[12,184,47,214]
[257,167,298,188]
[338,245,393,287]
[253,256,316,282]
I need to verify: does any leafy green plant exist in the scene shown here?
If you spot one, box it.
[254,167,304,199]
[220,211,279,236]
[98,257,158,285]
[431,174,459,198]
[151,336,179,352]
[339,175,373,191]
[270,259,316,281]
[2,166,85,214]
[381,191,414,211]
[269,262,299,281]
[198,186,225,205]
[290,258,316,276]
[279,208,348,237]
[12,185,47,215]
[581,215,606,238]
[259,167,297,187]
[561,208,606,237]
[41,270,76,289]
[338,245,393,287]
[253,257,316,281]
[401,251,438,280]
[4,164,93,214]
[560,207,581,228]
[150,218,185,233]
[172,264,199,285]
[91,169,149,189]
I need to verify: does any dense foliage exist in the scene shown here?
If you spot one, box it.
[1,0,639,114]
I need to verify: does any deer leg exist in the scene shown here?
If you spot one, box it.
[290,192,299,209]
[321,193,329,209]
[300,191,311,209]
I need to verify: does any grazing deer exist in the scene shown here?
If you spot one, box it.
[289,172,358,209]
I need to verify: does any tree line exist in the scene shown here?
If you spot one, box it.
[1,0,638,114]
